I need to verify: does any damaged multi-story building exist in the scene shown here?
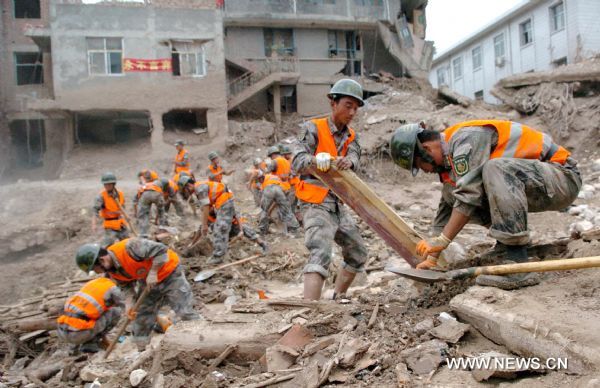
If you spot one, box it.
[0,0,431,180]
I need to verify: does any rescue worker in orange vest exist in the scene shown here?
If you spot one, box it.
[291,79,368,300]
[390,120,581,290]
[137,169,159,185]
[206,207,269,254]
[207,151,234,183]
[247,157,266,207]
[156,178,184,216]
[57,277,124,353]
[75,239,199,347]
[92,172,130,248]
[173,139,191,175]
[281,145,301,221]
[258,166,300,235]
[133,179,166,237]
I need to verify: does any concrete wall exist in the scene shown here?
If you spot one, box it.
[42,3,228,146]
[429,0,597,104]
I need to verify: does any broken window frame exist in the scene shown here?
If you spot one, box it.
[13,0,41,19]
[471,46,482,71]
[171,41,207,77]
[493,33,505,60]
[87,37,123,76]
[263,28,295,57]
[452,56,463,80]
[9,119,46,169]
[14,52,44,85]
[519,18,533,47]
[549,2,565,33]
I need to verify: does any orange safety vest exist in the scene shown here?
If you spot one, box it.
[295,117,356,204]
[290,175,300,187]
[273,156,291,191]
[208,163,223,182]
[261,173,286,190]
[162,179,178,200]
[137,182,163,200]
[174,149,191,173]
[99,190,126,231]
[140,169,159,182]
[196,181,233,209]
[56,278,117,331]
[249,167,262,190]
[107,239,179,283]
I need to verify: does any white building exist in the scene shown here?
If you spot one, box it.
[429,0,600,103]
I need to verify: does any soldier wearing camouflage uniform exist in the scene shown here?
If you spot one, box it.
[75,238,199,347]
[92,173,130,248]
[292,79,368,300]
[156,178,184,216]
[281,145,300,221]
[390,120,581,290]
[247,158,265,207]
[258,168,300,235]
[134,180,166,237]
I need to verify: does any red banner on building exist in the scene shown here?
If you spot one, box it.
[123,58,172,72]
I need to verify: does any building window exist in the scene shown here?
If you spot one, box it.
[474,90,484,101]
[519,19,533,46]
[14,0,40,19]
[87,38,123,75]
[14,52,43,85]
[472,46,482,70]
[9,119,46,168]
[553,57,567,67]
[494,33,505,59]
[436,67,447,86]
[550,2,565,32]
[171,41,206,77]
[264,29,294,57]
[452,57,463,80]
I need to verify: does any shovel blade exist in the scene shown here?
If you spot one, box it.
[194,270,216,282]
[385,265,449,283]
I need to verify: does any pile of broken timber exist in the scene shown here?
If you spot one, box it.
[0,277,88,365]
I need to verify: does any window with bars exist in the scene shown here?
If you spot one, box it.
[494,33,505,59]
[436,67,447,86]
[472,46,482,71]
[264,28,295,57]
[550,2,565,32]
[14,52,43,85]
[171,41,206,77]
[452,56,463,80]
[520,19,533,46]
[87,37,123,75]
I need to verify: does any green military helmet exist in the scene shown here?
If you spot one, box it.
[208,151,219,161]
[101,172,117,184]
[267,146,280,157]
[328,79,364,107]
[158,177,170,190]
[174,139,185,146]
[280,145,292,155]
[253,157,263,167]
[76,243,101,273]
[178,174,192,189]
[390,123,422,176]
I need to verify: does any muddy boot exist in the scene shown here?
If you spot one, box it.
[303,273,325,300]
[79,341,100,353]
[257,239,269,254]
[333,268,356,299]
[476,244,540,290]
[207,255,224,265]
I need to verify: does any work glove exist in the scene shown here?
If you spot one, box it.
[146,270,159,288]
[315,152,333,172]
[416,234,451,260]
[416,256,439,270]
[127,308,137,320]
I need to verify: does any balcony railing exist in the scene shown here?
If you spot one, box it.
[228,57,298,97]
[223,0,388,20]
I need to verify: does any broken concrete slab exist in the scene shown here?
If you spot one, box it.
[282,362,319,388]
[303,336,336,357]
[429,319,470,344]
[400,339,449,375]
[394,362,411,387]
[469,351,542,382]
[265,345,298,372]
[338,338,371,368]
[413,318,434,336]
[450,285,600,374]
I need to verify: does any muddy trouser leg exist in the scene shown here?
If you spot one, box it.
[241,223,260,241]
[252,188,262,207]
[287,188,297,214]
[483,158,582,246]
[137,193,153,237]
[173,198,184,216]
[161,266,200,321]
[212,201,235,258]
[132,287,162,340]
[57,308,122,345]
[276,188,300,229]
[302,205,337,279]
[258,188,275,234]
[334,205,368,274]
[102,229,120,248]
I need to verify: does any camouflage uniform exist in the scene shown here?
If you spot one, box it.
[194,183,235,259]
[432,126,582,245]
[258,184,300,234]
[163,183,184,216]
[106,238,199,340]
[93,193,130,248]
[57,286,124,346]
[134,184,166,237]
[291,117,368,278]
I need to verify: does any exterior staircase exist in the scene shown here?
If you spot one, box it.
[227,58,300,111]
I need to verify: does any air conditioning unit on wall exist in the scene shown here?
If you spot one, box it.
[495,57,506,67]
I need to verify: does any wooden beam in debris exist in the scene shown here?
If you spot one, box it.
[309,166,421,267]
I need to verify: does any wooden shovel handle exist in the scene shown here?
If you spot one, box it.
[474,256,600,277]
[212,254,262,271]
